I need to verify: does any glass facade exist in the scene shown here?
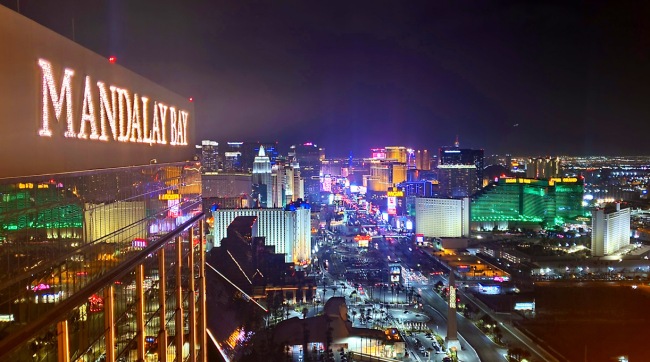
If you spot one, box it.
[471,178,584,229]
[0,162,206,362]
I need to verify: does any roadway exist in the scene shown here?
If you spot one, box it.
[457,289,560,362]
[417,284,505,362]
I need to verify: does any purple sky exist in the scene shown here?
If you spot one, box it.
[3,1,650,157]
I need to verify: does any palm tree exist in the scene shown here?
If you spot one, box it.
[493,326,503,344]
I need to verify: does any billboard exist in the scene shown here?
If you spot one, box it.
[0,6,195,178]
[387,196,397,215]
[354,234,371,248]
[322,175,332,192]
[386,190,404,197]
[514,302,535,311]
[477,283,501,295]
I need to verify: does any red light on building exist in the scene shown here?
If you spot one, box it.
[189,97,194,102]
[108,56,117,64]
[88,294,104,312]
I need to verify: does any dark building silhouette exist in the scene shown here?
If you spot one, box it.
[438,138,484,197]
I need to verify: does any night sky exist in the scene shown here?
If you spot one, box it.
[4,1,650,157]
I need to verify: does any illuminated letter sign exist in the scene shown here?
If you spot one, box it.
[37,59,189,146]
[38,59,75,137]
[449,285,456,309]
[387,190,404,197]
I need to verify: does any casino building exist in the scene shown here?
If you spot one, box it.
[415,197,470,238]
[471,177,585,231]
[211,200,312,264]
[0,5,206,362]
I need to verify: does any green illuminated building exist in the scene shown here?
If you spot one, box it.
[0,182,83,241]
[471,177,584,230]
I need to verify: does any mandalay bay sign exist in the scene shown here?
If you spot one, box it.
[37,58,189,146]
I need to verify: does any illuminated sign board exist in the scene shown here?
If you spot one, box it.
[168,199,181,218]
[37,59,189,146]
[132,238,147,249]
[0,8,196,178]
[18,183,51,189]
[387,196,397,214]
[550,177,578,184]
[354,234,371,248]
[416,234,424,243]
[514,302,535,311]
[371,149,386,159]
[389,264,401,275]
[478,283,501,295]
[504,178,533,184]
[449,285,457,308]
[386,190,404,197]
[159,192,180,201]
[32,283,51,291]
[322,175,332,192]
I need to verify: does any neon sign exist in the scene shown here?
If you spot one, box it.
[387,196,397,215]
[37,59,189,146]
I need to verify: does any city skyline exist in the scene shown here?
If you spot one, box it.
[3,1,650,157]
[3,4,650,362]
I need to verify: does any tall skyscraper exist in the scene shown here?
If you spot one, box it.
[212,201,312,263]
[290,142,322,202]
[239,141,280,171]
[385,146,408,163]
[416,149,431,170]
[592,203,631,257]
[415,197,470,238]
[200,140,219,172]
[271,161,304,207]
[438,138,484,197]
[220,141,245,172]
[367,160,407,192]
[252,146,273,207]
[437,164,477,198]
[256,141,280,164]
